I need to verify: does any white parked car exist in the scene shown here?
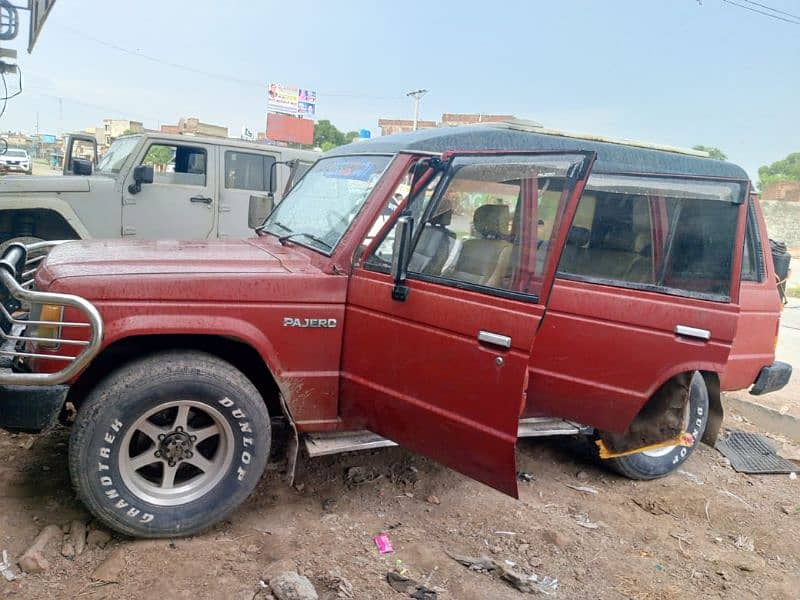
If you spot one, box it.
[0,148,32,175]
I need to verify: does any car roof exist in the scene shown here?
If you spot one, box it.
[114,133,320,161]
[325,122,748,179]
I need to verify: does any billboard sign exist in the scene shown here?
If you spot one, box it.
[268,83,316,119]
[240,126,255,141]
[266,112,314,146]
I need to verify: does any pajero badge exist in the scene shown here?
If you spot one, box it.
[283,317,338,328]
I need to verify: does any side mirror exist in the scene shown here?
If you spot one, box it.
[128,164,154,194]
[71,158,93,176]
[248,194,274,230]
[390,215,414,301]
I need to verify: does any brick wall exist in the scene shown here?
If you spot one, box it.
[440,114,514,126]
[762,181,800,202]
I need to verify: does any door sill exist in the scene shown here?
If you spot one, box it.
[304,418,592,458]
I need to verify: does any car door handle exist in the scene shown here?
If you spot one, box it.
[190,196,213,204]
[478,330,512,349]
[675,325,711,341]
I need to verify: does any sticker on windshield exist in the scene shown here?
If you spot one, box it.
[321,158,380,181]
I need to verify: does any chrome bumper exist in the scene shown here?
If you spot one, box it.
[0,241,103,386]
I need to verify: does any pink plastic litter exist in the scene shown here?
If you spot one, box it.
[374,533,394,554]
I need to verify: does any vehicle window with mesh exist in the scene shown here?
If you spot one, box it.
[557,175,744,301]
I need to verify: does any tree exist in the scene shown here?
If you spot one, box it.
[692,145,727,161]
[313,120,358,151]
[143,145,173,170]
[758,152,800,190]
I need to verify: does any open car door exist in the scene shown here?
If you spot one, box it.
[341,150,596,497]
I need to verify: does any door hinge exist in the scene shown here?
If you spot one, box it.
[122,226,136,236]
[218,204,232,213]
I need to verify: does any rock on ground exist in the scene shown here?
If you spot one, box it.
[92,547,126,583]
[18,524,63,574]
[270,571,318,600]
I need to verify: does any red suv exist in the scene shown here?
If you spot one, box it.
[0,123,791,537]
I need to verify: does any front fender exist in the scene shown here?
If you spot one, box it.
[1,197,91,238]
[100,312,285,379]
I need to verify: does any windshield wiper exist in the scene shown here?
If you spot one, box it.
[278,232,333,250]
[259,219,292,234]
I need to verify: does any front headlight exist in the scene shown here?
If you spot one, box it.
[29,303,64,350]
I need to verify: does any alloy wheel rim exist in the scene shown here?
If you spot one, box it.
[118,400,235,506]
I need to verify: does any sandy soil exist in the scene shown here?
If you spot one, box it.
[0,412,798,600]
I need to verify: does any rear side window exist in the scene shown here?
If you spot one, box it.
[225,151,276,192]
[741,199,764,282]
[143,144,207,186]
[558,175,744,302]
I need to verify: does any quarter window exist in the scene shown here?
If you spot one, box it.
[225,151,276,192]
[741,199,764,282]
[142,144,207,186]
[558,175,744,301]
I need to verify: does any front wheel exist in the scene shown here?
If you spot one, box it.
[603,372,709,480]
[69,351,271,537]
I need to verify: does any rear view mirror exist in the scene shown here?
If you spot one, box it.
[249,194,274,229]
[71,158,93,176]
[128,164,154,194]
[391,215,414,301]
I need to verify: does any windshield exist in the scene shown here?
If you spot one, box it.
[4,149,27,158]
[97,135,142,174]
[262,154,392,254]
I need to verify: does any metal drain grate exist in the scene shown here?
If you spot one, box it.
[715,429,799,474]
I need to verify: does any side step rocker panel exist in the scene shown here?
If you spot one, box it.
[304,418,591,458]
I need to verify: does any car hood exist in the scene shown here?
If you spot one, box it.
[36,238,342,303]
[0,174,94,193]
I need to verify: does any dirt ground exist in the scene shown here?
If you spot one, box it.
[0,408,798,600]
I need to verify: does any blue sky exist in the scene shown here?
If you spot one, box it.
[2,0,799,180]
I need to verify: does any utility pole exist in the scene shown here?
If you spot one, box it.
[406,89,428,131]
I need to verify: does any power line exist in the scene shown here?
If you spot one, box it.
[741,0,800,20]
[60,25,406,102]
[721,0,800,24]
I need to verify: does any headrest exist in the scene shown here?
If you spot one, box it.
[566,226,590,247]
[430,209,452,227]
[474,204,510,239]
[600,229,636,252]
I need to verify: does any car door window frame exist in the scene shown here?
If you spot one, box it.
[224,150,276,192]
[141,142,209,187]
[363,150,595,304]
[556,171,749,303]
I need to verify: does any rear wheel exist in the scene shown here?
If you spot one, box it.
[69,351,270,538]
[603,372,708,480]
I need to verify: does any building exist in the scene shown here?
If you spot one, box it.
[762,181,800,202]
[1,131,30,149]
[102,119,144,145]
[377,113,516,136]
[161,117,228,138]
[377,118,438,136]
[440,113,515,127]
